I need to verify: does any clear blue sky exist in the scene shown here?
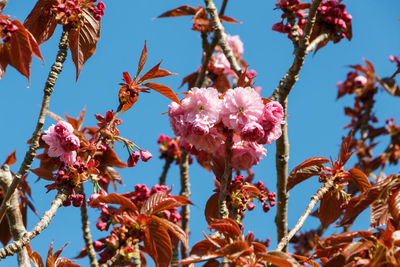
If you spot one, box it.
[1,0,400,266]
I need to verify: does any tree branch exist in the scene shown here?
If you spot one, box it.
[276,177,335,251]
[270,0,323,101]
[0,28,70,222]
[275,98,289,252]
[219,130,233,220]
[204,0,242,78]
[77,186,99,267]
[100,252,122,267]
[159,156,173,186]
[0,165,31,267]
[179,151,190,260]
[0,187,70,260]
[305,32,330,54]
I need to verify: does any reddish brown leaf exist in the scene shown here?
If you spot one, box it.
[379,77,400,96]
[46,242,69,267]
[141,190,169,215]
[143,219,172,267]
[190,237,226,255]
[389,187,400,225]
[65,106,86,131]
[31,167,54,181]
[157,5,197,18]
[0,215,11,246]
[135,41,147,80]
[258,251,300,267]
[138,61,162,83]
[150,216,188,248]
[318,189,343,227]
[204,193,219,224]
[287,157,329,191]
[241,184,261,195]
[180,71,198,89]
[370,199,390,229]
[27,244,44,267]
[339,185,384,226]
[177,253,220,265]
[318,231,373,249]
[68,9,100,80]
[219,15,241,24]
[152,197,191,215]
[339,134,353,166]
[54,257,82,267]
[4,149,16,165]
[24,0,57,45]
[341,241,374,261]
[349,168,371,193]
[100,146,127,168]
[292,254,320,267]
[6,20,38,81]
[91,193,138,212]
[217,241,250,258]
[151,68,177,80]
[208,218,241,237]
[143,82,181,105]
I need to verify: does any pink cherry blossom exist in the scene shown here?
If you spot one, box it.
[226,34,244,59]
[212,52,235,76]
[262,101,284,125]
[221,87,264,132]
[42,121,80,165]
[241,121,264,142]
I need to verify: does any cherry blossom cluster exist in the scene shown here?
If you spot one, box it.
[89,184,182,263]
[0,17,18,42]
[336,71,367,98]
[169,87,284,170]
[317,0,352,40]
[42,121,80,165]
[52,0,105,27]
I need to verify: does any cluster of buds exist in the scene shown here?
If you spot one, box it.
[317,0,352,41]
[52,0,105,27]
[0,17,18,43]
[257,181,276,212]
[157,134,192,164]
[169,87,284,170]
[62,193,84,207]
[336,71,367,98]
[272,0,307,38]
[230,176,276,216]
[127,149,152,167]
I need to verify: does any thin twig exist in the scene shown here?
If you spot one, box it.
[77,186,99,267]
[305,32,330,54]
[0,187,70,259]
[0,165,31,267]
[179,151,190,260]
[276,177,335,251]
[159,157,173,185]
[218,0,228,16]
[270,0,323,101]
[0,28,70,222]
[204,0,242,78]
[195,33,219,88]
[218,130,233,220]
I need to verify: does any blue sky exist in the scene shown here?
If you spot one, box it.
[1,0,400,266]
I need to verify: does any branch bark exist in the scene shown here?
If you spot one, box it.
[218,130,233,220]
[204,0,242,78]
[0,165,31,267]
[0,28,70,222]
[275,98,289,251]
[276,177,335,251]
[179,151,190,259]
[272,0,323,253]
[159,156,173,186]
[0,187,70,260]
[77,186,99,267]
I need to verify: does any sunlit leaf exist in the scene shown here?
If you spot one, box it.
[204,193,219,224]
[68,9,100,80]
[143,82,181,105]
[4,149,16,165]
[349,168,371,193]
[258,251,300,267]
[157,5,197,18]
[150,216,188,248]
[389,187,400,225]
[287,157,329,191]
[318,189,343,227]
[208,218,241,237]
[91,193,138,212]
[135,41,148,80]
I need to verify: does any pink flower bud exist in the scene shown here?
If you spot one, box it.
[140,150,152,162]
[241,121,265,142]
[127,151,140,167]
[97,1,106,10]
[93,240,104,252]
[96,221,108,231]
[354,75,367,87]
[247,203,255,211]
[389,55,396,62]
